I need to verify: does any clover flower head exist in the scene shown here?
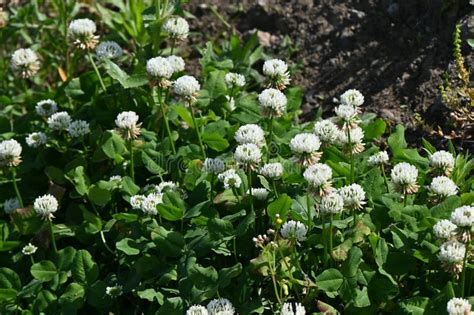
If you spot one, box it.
[163,16,189,41]
[303,163,333,196]
[147,57,173,79]
[263,59,290,90]
[430,150,455,176]
[0,139,22,167]
[290,133,322,167]
[259,162,284,179]
[174,75,200,102]
[335,104,358,123]
[234,124,265,147]
[320,193,344,215]
[26,132,47,148]
[217,169,242,189]
[203,158,225,174]
[109,175,122,183]
[105,285,123,298]
[96,41,123,59]
[433,219,457,240]
[141,193,163,215]
[130,194,146,209]
[225,72,246,88]
[281,220,307,243]
[157,181,179,193]
[68,120,90,138]
[167,55,185,73]
[429,176,458,198]
[11,48,40,78]
[4,198,20,214]
[258,88,287,118]
[187,305,209,315]
[338,184,366,210]
[206,298,235,315]
[35,99,58,117]
[248,188,269,201]
[438,240,466,274]
[68,18,99,49]
[390,162,419,195]
[340,89,364,107]
[313,119,339,144]
[281,302,306,315]
[22,243,38,255]
[234,143,262,169]
[450,205,474,228]
[47,112,72,131]
[33,194,59,221]
[115,111,141,140]
[337,127,365,154]
[368,151,389,166]
[447,297,472,315]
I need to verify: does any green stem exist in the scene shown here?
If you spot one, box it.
[272,180,279,198]
[11,168,23,208]
[210,174,215,203]
[49,220,58,254]
[381,164,389,193]
[322,214,328,265]
[232,187,241,203]
[460,243,469,297]
[170,39,175,55]
[269,251,282,305]
[188,102,206,158]
[306,194,312,232]
[347,128,354,183]
[267,118,273,162]
[155,87,176,154]
[403,192,408,207]
[128,140,135,182]
[87,50,107,93]
[329,214,333,262]
[30,255,35,265]
[353,209,357,228]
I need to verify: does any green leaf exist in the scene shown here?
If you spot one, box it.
[286,87,304,111]
[142,151,165,174]
[0,241,22,251]
[101,131,126,161]
[388,125,407,152]
[315,268,344,293]
[363,118,386,140]
[203,70,227,101]
[0,288,17,301]
[31,261,57,282]
[267,194,292,222]
[33,290,57,312]
[189,263,219,291]
[218,263,242,288]
[88,184,112,207]
[342,247,363,278]
[202,132,229,152]
[0,268,21,290]
[71,250,99,285]
[398,297,429,315]
[157,191,185,221]
[55,246,77,271]
[58,282,85,311]
[171,105,194,128]
[66,166,89,196]
[151,226,185,257]
[116,238,140,255]
[467,38,474,48]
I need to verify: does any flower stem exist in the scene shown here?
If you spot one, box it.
[329,214,333,262]
[188,102,206,159]
[48,220,58,254]
[347,128,354,183]
[155,87,176,154]
[128,140,135,182]
[306,194,312,232]
[267,117,273,162]
[11,168,23,208]
[381,164,389,193]
[460,243,469,297]
[403,192,408,207]
[272,180,279,198]
[352,209,357,228]
[87,50,107,93]
[210,174,215,203]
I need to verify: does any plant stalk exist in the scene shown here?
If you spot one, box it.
[155,87,176,154]
[87,50,107,93]
[49,220,58,254]
[11,168,24,208]
[128,140,135,182]
[188,102,206,158]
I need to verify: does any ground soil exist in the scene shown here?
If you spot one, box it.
[186,0,473,150]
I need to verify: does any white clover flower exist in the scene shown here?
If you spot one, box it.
[234,124,265,147]
[429,176,458,198]
[35,99,58,117]
[234,143,262,169]
[146,57,173,79]
[174,75,200,101]
[4,198,20,214]
[47,111,72,131]
[141,193,163,215]
[217,169,242,189]
[339,184,366,210]
[109,175,122,182]
[187,305,209,315]
[433,219,457,240]
[68,18,99,49]
[430,150,455,176]
[105,285,123,298]
[203,158,225,174]
[337,126,365,154]
[157,181,178,193]
[163,16,189,41]
[390,162,419,194]
[290,133,321,167]
[68,120,90,138]
[258,162,284,179]
[225,95,236,112]
[258,88,287,118]
[33,194,59,221]
[335,104,357,122]
[248,188,269,200]
[22,243,38,255]
[11,48,40,78]
[25,132,47,148]
[368,151,389,166]
[207,298,235,315]
[320,193,344,215]
[0,139,22,167]
[96,41,123,59]
[340,89,364,107]
[115,111,141,140]
[262,59,290,90]
[447,297,472,315]
[438,240,466,264]
[313,120,339,144]
[130,194,146,209]
[303,163,333,196]
[167,55,185,73]
[281,302,306,315]
[281,220,307,243]
[451,206,474,227]
[225,72,246,88]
